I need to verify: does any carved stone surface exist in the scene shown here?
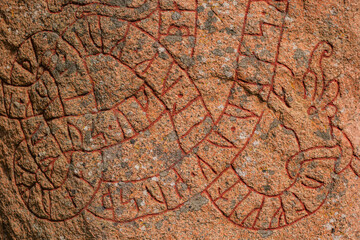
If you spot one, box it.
[0,0,360,239]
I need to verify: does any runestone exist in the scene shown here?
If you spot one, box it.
[0,0,360,239]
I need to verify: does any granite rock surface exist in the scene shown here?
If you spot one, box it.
[0,0,360,239]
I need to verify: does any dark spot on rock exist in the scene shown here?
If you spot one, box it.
[259,230,273,238]
[263,185,271,192]
[212,48,223,57]
[197,6,205,12]
[315,129,331,141]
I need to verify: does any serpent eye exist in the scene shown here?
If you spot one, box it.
[21,60,32,72]
[307,106,317,115]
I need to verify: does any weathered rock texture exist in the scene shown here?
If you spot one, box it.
[0,0,360,239]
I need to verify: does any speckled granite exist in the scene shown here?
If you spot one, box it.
[0,0,359,239]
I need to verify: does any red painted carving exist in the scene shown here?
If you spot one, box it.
[4,0,359,230]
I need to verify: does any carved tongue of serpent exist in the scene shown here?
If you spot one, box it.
[8,0,360,230]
